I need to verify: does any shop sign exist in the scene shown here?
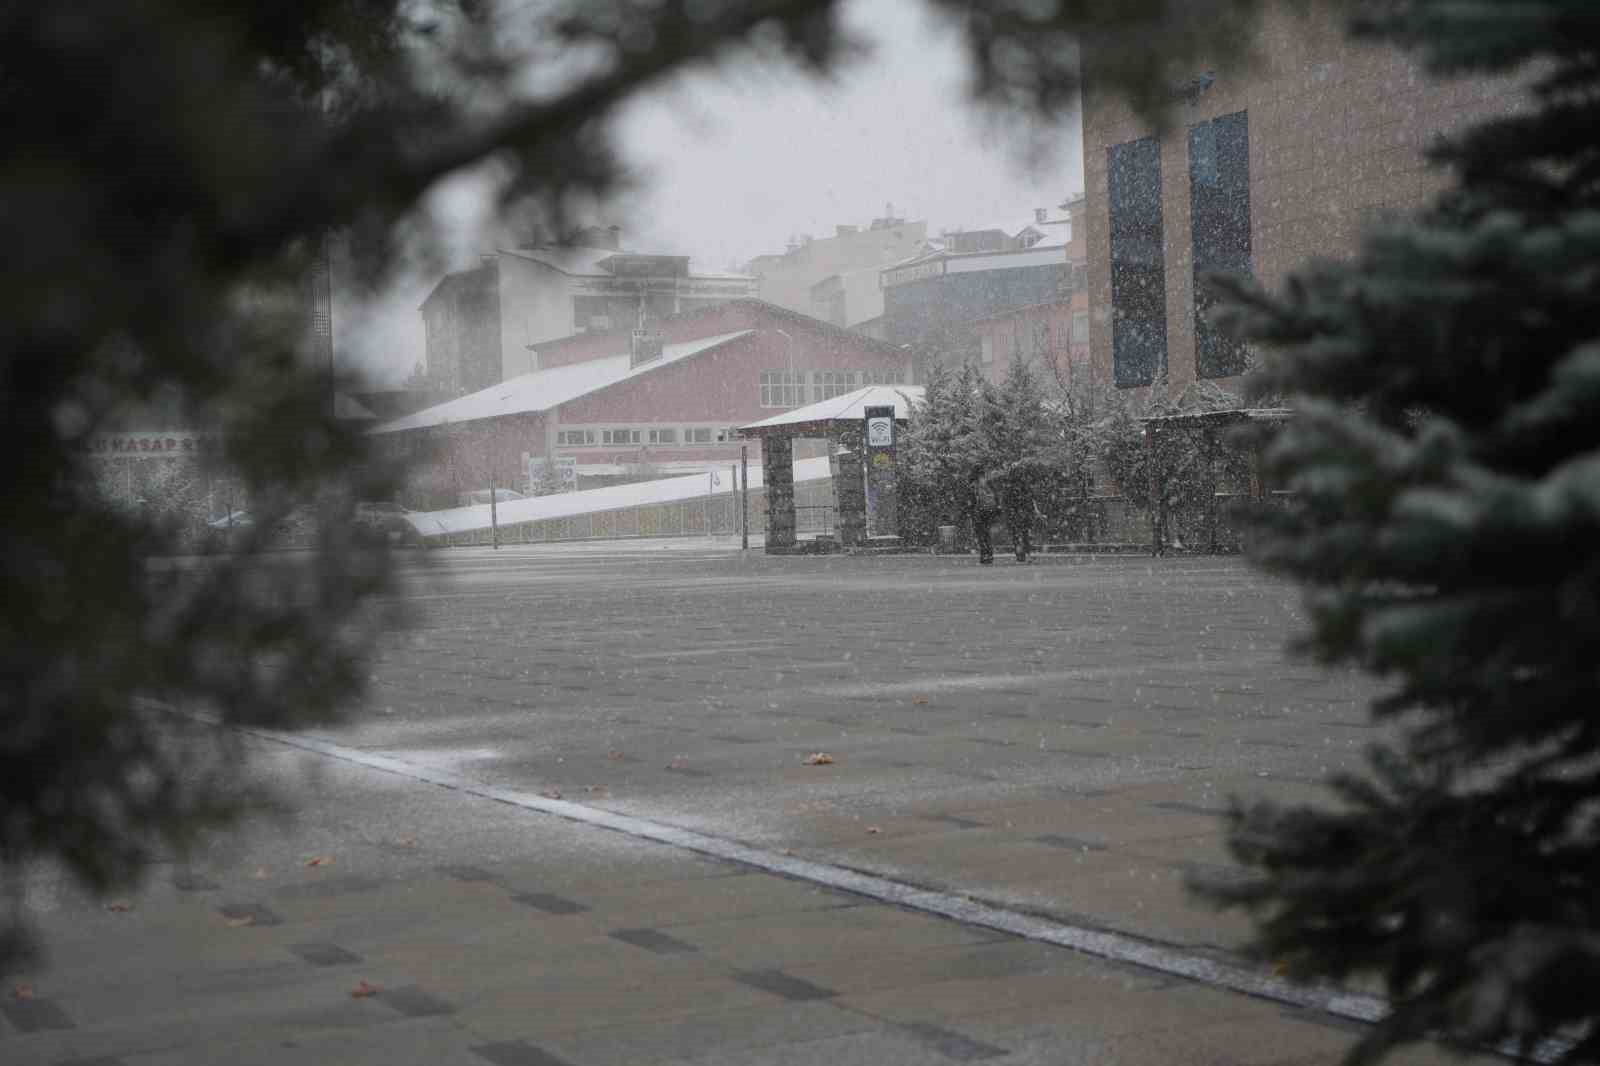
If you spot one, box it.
[83,432,220,459]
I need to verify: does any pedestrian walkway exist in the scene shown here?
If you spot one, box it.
[4,736,1487,1066]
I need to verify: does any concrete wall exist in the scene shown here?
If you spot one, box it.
[752,222,929,316]
[495,253,572,383]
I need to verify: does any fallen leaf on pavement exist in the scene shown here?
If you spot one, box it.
[392,836,417,849]
[667,755,690,769]
[866,826,881,835]
[539,788,562,800]
[350,980,381,998]
[606,750,627,761]
[585,785,608,796]
[12,983,34,1000]
[802,752,835,766]
[251,866,270,880]
[224,915,255,928]
[306,856,333,868]
[105,901,133,912]
[912,696,930,705]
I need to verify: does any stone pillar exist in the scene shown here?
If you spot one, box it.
[762,434,796,551]
[830,425,866,548]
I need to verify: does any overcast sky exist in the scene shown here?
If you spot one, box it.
[338,0,1083,385]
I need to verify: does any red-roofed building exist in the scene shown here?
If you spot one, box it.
[375,300,910,509]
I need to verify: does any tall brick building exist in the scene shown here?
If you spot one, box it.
[1081,5,1522,403]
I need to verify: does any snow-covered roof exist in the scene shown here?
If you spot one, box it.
[739,385,925,433]
[499,245,624,276]
[333,392,377,421]
[404,455,833,537]
[371,330,754,434]
[498,245,753,281]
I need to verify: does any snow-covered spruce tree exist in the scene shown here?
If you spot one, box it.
[898,362,987,545]
[978,356,1058,549]
[1195,3,1600,1062]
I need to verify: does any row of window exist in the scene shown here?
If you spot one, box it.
[554,426,725,447]
[1108,110,1252,387]
[977,314,1090,367]
[758,368,905,408]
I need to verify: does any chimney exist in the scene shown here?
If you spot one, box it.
[606,225,621,250]
[1035,207,1047,223]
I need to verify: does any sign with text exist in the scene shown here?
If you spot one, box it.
[881,257,945,289]
[870,403,896,444]
[863,405,898,536]
[83,432,220,460]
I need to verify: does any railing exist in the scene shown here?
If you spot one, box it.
[794,505,835,535]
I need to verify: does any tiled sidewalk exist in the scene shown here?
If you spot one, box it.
[4,742,1483,1066]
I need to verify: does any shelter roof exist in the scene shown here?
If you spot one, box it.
[1138,407,1294,424]
[738,385,924,438]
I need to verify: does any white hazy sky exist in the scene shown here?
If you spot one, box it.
[339,0,1083,385]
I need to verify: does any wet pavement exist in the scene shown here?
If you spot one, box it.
[6,543,1477,1065]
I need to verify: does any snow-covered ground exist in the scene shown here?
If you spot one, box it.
[404,454,833,537]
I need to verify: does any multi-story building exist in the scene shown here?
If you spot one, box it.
[969,198,1090,386]
[417,261,501,396]
[879,207,1075,378]
[747,213,929,326]
[1080,5,1521,403]
[375,300,910,508]
[419,226,758,392]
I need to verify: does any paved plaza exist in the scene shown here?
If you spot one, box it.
[4,543,1481,1065]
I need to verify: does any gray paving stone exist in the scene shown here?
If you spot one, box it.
[510,891,588,915]
[375,985,456,1018]
[471,1040,575,1066]
[897,1021,1010,1061]
[609,927,700,955]
[215,902,282,927]
[288,941,364,966]
[733,970,838,1002]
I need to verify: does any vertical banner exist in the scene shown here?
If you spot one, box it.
[863,405,898,538]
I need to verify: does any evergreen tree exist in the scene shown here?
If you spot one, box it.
[531,457,566,498]
[1195,3,1600,1062]
[978,356,1057,554]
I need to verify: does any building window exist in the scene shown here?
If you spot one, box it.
[556,429,595,446]
[602,428,641,445]
[1071,312,1090,345]
[1108,136,1167,387]
[760,369,805,408]
[1189,110,1252,378]
[810,369,858,403]
[685,427,713,443]
[861,368,902,386]
[648,427,676,444]
[1032,322,1051,360]
[573,295,611,333]
[979,335,994,365]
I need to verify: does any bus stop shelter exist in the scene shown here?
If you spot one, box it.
[738,385,922,553]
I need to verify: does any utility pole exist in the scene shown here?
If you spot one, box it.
[487,433,499,549]
[741,445,749,550]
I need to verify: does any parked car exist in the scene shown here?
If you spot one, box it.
[353,501,422,546]
[207,510,254,530]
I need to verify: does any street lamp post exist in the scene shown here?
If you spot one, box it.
[775,328,799,407]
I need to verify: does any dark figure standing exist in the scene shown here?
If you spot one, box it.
[998,472,1034,562]
[968,476,1001,564]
